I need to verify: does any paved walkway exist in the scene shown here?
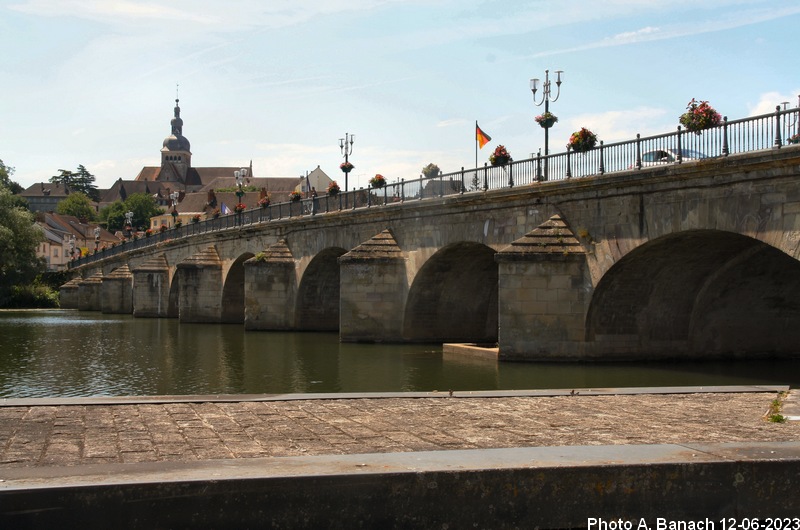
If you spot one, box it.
[1,386,798,470]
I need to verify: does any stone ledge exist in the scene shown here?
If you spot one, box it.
[2,442,799,528]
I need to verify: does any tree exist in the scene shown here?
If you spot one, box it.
[99,192,164,231]
[0,159,23,194]
[0,186,44,306]
[56,192,97,221]
[50,165,99,201]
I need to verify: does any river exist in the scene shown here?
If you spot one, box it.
[0,310,797,398]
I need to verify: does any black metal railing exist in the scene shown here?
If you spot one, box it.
[70,105,800,268]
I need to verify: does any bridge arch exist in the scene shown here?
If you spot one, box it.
[403,242,498,343]
[586,229,800,357]
[167,269,180,318]
[221,253,256,324]
[296,247,347,331]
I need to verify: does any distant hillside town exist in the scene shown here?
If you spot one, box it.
[22,99,333,270]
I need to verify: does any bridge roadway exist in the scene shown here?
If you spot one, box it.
[2,386,799,527]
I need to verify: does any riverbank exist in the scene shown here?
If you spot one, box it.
[2,386,799,527]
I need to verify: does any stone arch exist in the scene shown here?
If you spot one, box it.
[403,242,498,343]
[221,253,255,324]
[586,229,800,358]
[295,247,347,331]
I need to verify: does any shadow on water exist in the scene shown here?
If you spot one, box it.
[0,310,798,398]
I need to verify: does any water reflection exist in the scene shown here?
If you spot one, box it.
[0,310,797,398]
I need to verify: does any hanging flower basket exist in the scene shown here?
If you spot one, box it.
[289,190,303,202]
[788,133,800,145]
[191,214,200,224]
[489,145,512,167]
[233,203,246,214]
[212,208,221,219]
[422,163,440,178]
[174,219,182,228]
[340,161,354,174]
[258,196,270,208]
[568,128,598,153]
[327,181,340,195]
[369,174,386,188]
[535,111,558,129]
[679,98,722,135]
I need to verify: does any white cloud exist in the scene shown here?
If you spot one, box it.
[528,4,800,58]
[565,107,670,143]
[608,26,661,44]
[747,91,800,117]
[437,119,468,128]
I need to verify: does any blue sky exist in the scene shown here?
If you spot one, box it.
[2,0,799,191]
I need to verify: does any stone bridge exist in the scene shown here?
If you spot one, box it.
[62,146,800,361]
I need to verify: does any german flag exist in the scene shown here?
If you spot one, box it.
[476,122,491,149]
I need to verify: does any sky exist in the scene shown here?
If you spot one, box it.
[2,0,800,192]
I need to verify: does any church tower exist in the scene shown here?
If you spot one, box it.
[160,98,192,182]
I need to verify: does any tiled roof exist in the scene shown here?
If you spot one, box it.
[20,182,71,198]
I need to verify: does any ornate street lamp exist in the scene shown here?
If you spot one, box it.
[124,211,133,237]
[234,168,247,202]
[94,226,100,252]
[339,133,355,192]
[68,235,75,260]
[530,69,563,180]
[170,191,179,225]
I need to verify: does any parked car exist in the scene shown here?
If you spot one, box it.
[640,148,707,165]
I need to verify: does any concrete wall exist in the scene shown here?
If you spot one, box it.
[3,442,799,528]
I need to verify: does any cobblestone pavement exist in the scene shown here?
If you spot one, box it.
[1,391,798,469]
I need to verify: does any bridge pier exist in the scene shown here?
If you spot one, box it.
[496,215,592,360]
[176,246,223,323]
[131,255,171,318]
[244,240,297,330]
[77,272,103,311]
[339,229,408,342]
[58,278,81,309]
[101,265,133,314]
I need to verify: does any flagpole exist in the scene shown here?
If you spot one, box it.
[475,121,478,169]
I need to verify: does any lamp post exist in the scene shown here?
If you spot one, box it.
[530,69,563,180]
[68,235,75,260]
[124,211,133,238]
[234,168,247,203]
[781,94,800,135]
[94,226,100,252]
[170,191,179,226]
[339,133,355,192]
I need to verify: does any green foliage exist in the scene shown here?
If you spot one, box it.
[5,281,60,309]
[0,159,23,194]
[50,165,99,201]
[767,395,788,423]
[56,192,97,221]
[769,413,786,423]
[0,186,45,306]
[100,193,164,231]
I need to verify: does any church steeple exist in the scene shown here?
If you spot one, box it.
[160,95,192,181]
[171,99,184,136]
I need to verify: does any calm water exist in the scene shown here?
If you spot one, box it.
[1,310,798,398]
